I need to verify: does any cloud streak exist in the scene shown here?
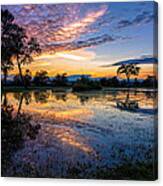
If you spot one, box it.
[101,57,158,68]
[45,34,130,53]
[116,11,154,29]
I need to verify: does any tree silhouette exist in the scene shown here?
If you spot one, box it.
[24,69,32,87]
[13,74,22,86]
[1,9,15,86]
[15,36,41,87]
[117,64,140,84]
[33,70,49,86]
[54,73,68,86]
[1,9,41,87]
[142,75,158,88]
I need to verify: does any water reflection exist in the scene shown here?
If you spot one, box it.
[52,92,67,102]
[1,89,157,177]
[145,91,157,99]
[4,89,157,108]
[115,91,157,114]
[44,126,94,153]
[75,94,89,105]
[116,92,139,111]
[1,93,41,176]
[34,90,50,103]
[2,89,157,124]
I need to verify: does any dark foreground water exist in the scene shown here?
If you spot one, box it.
[1,89,158,179]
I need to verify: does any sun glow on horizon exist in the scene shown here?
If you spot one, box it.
[9,49,156,79]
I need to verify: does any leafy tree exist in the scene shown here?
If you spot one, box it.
[13,69,32,87]
[1,9,41,87]
[142,75,158,88]
[54,73,68,86]
[108,76,120,87]
[14,36,41,87]
[117,64,140,84]
[24,69,32,87]
[1,9,15,86]
[13,74,22,86]
[33,70,49,86]
[73,76,102,91]
[100,78,108,86]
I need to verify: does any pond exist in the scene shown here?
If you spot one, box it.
[1,89,158,178]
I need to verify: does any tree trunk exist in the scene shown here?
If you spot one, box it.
[127,77,130,84]
[126,74,130,87]
[17,59,25,87]
[3,69,7,87]
[17,93,24,116]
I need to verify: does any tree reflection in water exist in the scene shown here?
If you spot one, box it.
[116,91,139,111]
[34,90,50,103]
[145,91,157,99]
[53,92,67,102]
[1,90,157,178]
[23,92,32,105]
[1,92,41,176]
[76,94,89,105]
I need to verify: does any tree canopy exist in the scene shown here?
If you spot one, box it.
[117,64,140,84]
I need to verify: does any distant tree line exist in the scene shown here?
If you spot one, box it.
[100,76,157,89]
[4,69,158,90]
[9,70,69,87]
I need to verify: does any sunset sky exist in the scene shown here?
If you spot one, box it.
[2,1,157,78]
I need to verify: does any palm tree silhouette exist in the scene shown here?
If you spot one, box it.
[117,64,140,85]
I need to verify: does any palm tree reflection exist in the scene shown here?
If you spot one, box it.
[116,91,139,111]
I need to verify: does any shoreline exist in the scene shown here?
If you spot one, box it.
[2,86,158,93]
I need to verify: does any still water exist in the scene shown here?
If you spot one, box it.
[2,89,157,177]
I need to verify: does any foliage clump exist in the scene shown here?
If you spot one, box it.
[73,76,102,92]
